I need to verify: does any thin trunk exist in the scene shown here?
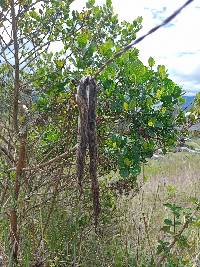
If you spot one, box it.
[10,133,27,263]
[10,1,21,263]
[11,0,20,133]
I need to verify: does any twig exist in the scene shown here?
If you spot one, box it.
[0,145,15,164]
[8,147,75,172]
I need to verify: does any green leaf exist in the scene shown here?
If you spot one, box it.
[148,56,155,68]
[99,39,113,57]
[55,59,65,69]
[86,0,95,8]
[177,235,189,248]
[164,203,183,217]
[119,168,130,178]
[106,0,112,7]
[129,99,136,110]
[77,33,88,48]
[123,102,129,111]
[29,10,39,20]
[143,175,149,182]
[148,119,155,127]
[192,221,200,228]
[164,219,173,226]
[158,65,166,79]
[156,87,165,98]
[161,225,171,233]
[166,184,177,195]
[85,43,96,57]
[124,157,131,166]
[112,142,117,148]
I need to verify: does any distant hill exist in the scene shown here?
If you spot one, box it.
[182,95,195,111]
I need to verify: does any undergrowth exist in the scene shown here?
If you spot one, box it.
[0,148,200,267]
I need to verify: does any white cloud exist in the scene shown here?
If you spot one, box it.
[72,0,200,95]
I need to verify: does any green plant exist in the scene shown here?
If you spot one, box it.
[156,200,200,266]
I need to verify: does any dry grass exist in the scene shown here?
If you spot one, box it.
[1,142,200,266]
[116,148,200,266]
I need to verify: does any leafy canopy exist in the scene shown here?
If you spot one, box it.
[0,0,184,180]
[26,0,184,180]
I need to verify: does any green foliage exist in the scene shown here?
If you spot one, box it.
[157,200,200,266]
[99,52,183,179]
[22,0,184,183]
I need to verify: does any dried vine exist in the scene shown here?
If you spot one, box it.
[87,78,100,229]
[76,77,100,228]
[76,77,89,194]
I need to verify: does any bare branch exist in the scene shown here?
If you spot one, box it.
[0,134,15,151]
[16,0,51,20]
[0,145,15,164]
[0,39,13,57]
[20,40,51,69]
[9,147,76,172]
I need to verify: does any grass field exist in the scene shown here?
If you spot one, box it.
[115,139,200,266]
[1,140,200,266]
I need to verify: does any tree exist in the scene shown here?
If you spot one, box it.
[0,0,184,265]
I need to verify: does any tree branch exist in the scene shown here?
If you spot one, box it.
[0,145,15,164]
[9,147,76,172]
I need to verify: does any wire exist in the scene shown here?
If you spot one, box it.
[95,0,195,78]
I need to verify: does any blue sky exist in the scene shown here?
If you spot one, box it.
[71,0,200,95]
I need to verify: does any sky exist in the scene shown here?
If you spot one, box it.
[71,0,200,96]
